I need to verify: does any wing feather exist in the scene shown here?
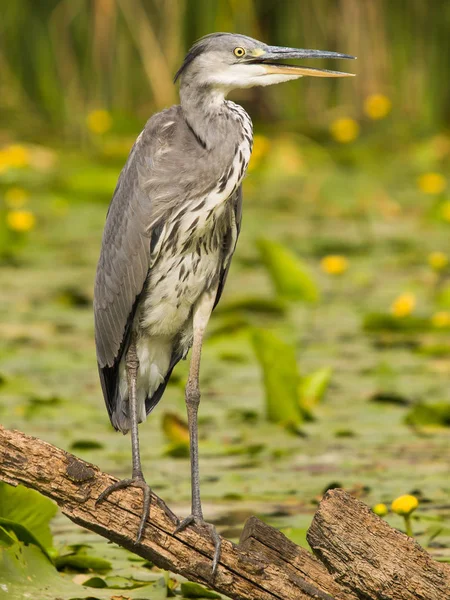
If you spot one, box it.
[94,108,179,418]
[214,185,243,309]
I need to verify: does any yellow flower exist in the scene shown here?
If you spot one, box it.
[372,503,388,517]
[330,118,360,143]
[417,172,447,195]
[440,201,450,222]
[431,311,450,328]
[6,210,36,232]
[391,494,418,516]
[0,144,29,171]
[391,293,416,318]
[4,187,29,208]
[86,110,112,134]
[364,94,392,120]
[248,134,271,171]
[428,251,448,271]
[320,255,349,275]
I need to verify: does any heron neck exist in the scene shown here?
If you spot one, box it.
[180,84,228,150]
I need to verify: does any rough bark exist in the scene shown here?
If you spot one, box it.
[307,488,450,600]
[1,426,449,600]
[0,426,339,600]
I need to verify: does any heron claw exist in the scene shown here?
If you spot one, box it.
[96,476,151,542]
[175,515,221,576]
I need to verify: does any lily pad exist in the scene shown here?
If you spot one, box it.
[257,238,319,303]
[0,482,57,551]
[162,412,189,444]
[70,440,104,450]
[55,553,112,573]
[0,538,167,600]
[180,582,221,598]
[299,367,332,410]
[216,295,286,316]
[252,329,303,426]
[405,403,450,428]
[363,313,430,332]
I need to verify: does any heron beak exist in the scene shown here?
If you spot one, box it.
[252,46,356,78]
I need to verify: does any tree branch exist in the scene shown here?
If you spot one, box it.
[1,426,449,600]
[0,426,339,600]
[307,488,450,600]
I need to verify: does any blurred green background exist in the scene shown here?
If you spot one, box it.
[1,1,450,598]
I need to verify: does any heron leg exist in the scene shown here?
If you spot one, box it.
[174,288,221,575]
[96,336,151,543]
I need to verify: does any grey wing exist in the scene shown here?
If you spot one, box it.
[94,115,173,420]
[214,185,243,309]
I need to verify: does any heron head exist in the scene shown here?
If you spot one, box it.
[175,33,355,93]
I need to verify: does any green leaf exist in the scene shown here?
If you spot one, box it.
[363,313,430,332]
[0,537,167,600]
[0,482,57,550]
[180,581,221,598]
[70,439,104,450]
[252,329,303,425]
[55,553,112,573]
[257,238,319,303]
[162,412,189,444]
[216,295,286,316]
[164,442,190,458]
[0,519,53,561]
[81,576,108,588]
[405,402,450,427]
[0,525,15,548]
[299,367,332,411]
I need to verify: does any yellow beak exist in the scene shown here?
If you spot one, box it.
[262,64,355,78]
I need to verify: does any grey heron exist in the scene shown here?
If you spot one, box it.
[94,32,354,573]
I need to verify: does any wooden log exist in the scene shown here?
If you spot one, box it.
[307,488,450,600]
[2,426,449,600]
[239,516,357,600]
[0,426,337,600]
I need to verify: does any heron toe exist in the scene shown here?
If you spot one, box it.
[175,515,221,575]
[96,476,151,542]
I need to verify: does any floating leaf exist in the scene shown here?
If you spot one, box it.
[70,439,104,450]
[180,581,221,598]
[0,518,53,560]
[56,286,91,308]
[216,295,286,316]
[162,412,189,444]
[257,238,319,303]
[0,525,15,548]
[299,367,332,410]
[334,429,356,438]
[164,442,190,458]
[405,402,450,427]
[0,536,167,600]
[252,329,302,425]
[369,392,411,406]
[0,482,57,551]
[81,576,108,588]
[55,553,112,573]
[363,313,429,332]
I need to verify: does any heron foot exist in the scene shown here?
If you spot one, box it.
[96,476,151,543]
[175,515,221,575]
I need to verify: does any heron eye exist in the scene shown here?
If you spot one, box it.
[233,47,246,58]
